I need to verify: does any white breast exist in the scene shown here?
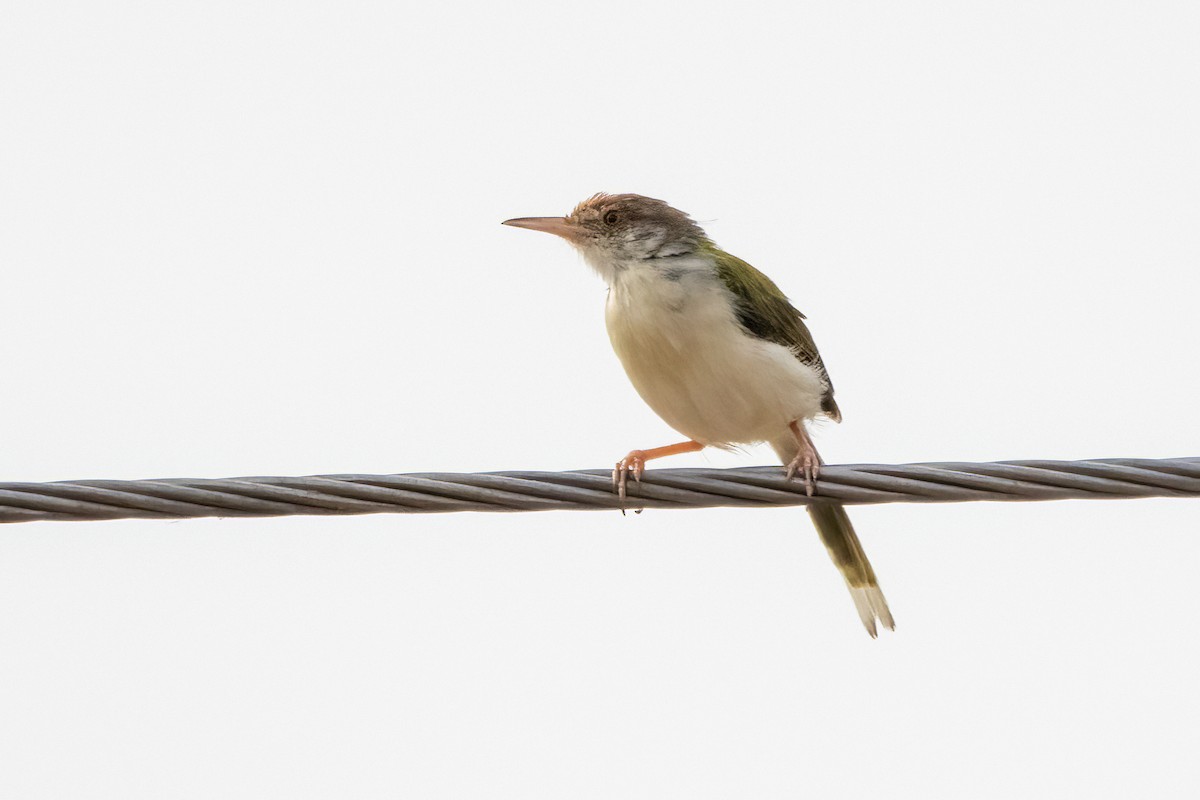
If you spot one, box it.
[604,261,827,447]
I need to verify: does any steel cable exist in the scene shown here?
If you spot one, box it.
[1,457,1197,524]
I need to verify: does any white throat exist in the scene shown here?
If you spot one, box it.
[578,242,700,286]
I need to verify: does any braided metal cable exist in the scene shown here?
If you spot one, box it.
[1,457,1197,525]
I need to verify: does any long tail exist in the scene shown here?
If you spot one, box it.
[807,501,895,637]
[770,431,895,636]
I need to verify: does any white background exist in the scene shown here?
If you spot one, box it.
[2,2,1198,797]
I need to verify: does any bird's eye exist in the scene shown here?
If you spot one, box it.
[603,210,620,226]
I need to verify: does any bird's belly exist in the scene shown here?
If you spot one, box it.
[605,285,826,446]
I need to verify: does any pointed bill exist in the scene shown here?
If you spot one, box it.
[501,216,584,243]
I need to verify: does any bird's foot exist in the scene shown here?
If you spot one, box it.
[785,441,820,496]
[612,450,648,503]
[609,440,703,514]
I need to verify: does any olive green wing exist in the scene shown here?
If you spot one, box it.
[710,247,841,421]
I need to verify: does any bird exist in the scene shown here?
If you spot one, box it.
[503,193,894,637]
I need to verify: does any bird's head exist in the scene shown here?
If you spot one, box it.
[504,193,708,279]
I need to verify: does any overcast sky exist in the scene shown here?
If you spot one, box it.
[2,2,1198,798]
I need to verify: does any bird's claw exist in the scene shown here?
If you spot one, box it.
[785,449,820,496]
[612,450,647,511]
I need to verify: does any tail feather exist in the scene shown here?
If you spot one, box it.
[807,501,894,637]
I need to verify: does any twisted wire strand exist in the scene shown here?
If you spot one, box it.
[1,457,1197,525]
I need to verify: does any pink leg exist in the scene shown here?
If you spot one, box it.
[613,440,704,502]
[785,420,822,497]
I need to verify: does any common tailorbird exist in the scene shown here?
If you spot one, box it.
[503,193,894,637]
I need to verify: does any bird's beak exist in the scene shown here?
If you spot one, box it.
[502,216,583,243]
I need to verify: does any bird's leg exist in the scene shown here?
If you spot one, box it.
[613,440,704,502]
[785,420,822,497]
